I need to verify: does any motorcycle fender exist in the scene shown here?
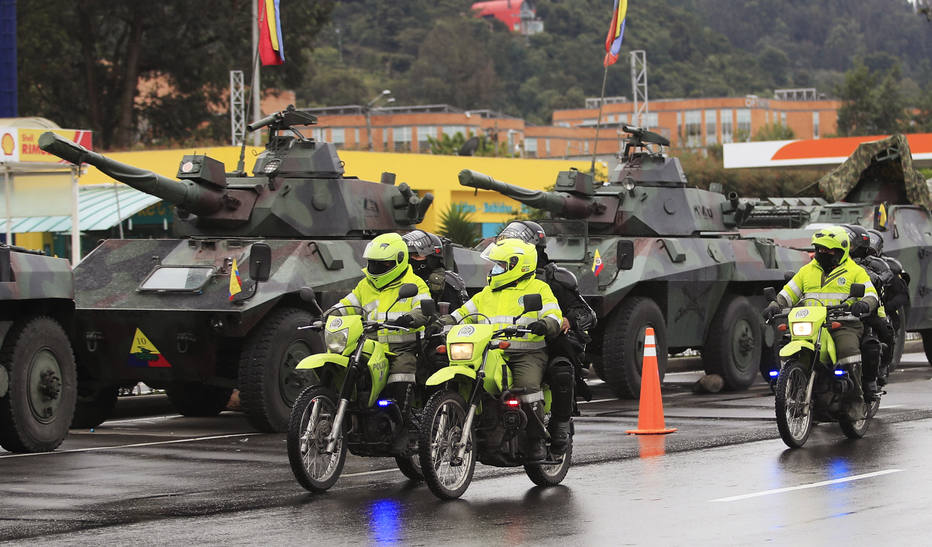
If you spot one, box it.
[426,365,477,386]
[779,340,814,358]
[296,353,349,370]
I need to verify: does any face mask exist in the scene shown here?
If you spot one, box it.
[490,264,505,276]
[815,250,838,271]
[412,260,431,278]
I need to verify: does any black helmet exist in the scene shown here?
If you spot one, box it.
[866,229,884,256]
[497,220,546,249]
[843,224,870,259]
[403,229,443,258]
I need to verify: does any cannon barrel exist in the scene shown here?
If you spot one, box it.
[38,132,225,216]
[457,169,593,219]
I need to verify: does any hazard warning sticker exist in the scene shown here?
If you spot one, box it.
[127,328,172,368]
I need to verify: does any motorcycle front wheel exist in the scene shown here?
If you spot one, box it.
[287,386,347,492]
[839,397,880,439]
[418,390,476,500]
[775,359,813,448]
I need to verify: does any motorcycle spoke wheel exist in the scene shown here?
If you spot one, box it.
[287,386,346,492]
[775,360,813,448]
[418,391,475,500]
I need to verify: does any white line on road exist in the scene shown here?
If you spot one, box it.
[0,433,261,459]
[579,398,619,405]
[710,469,902,502]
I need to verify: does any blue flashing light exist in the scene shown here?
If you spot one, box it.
[833,369,846,376]
[769,370,779,378]
[377,399,392,407]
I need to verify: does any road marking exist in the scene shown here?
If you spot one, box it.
[344,468,403,478]
[882,404,903,409]
[579,398,618,405]
[710,469,902,502]
[0,433,260,459]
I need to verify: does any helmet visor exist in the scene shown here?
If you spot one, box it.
[367,259,396,275]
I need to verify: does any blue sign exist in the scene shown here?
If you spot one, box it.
[0,0,16,117]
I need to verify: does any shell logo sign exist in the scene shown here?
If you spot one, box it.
[0,128,93,163]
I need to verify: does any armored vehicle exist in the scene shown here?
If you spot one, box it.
[458,125,813,398]
[0,244,76,452]
[739,134,932,367]
[38,106,435,432]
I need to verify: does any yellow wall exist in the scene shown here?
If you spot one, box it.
[78,147,592,232]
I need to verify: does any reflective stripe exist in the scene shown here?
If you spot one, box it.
[414,293,430,302]
[374,311,409,321]
[644,347,657,357]
[778,289,795,305]
[451,310,464,322]
[785,279,801,297]
[489,315,515,324]
[518,391,544,403]
[863,293,879,306]
[515,316,534,326]
[464,301,479,314]
[541,310,561,322]
[802,291,849,303]
[504,340,546,350]
[344,293,361,307]
[387,373,416,383]
[836,355,860,365]
[540,302,560,313]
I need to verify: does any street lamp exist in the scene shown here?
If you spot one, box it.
[365,89,393,151]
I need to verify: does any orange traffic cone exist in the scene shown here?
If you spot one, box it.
[626,327,677,435]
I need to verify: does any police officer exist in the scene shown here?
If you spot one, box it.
[330,232,430,419]
[402,229,468,311]
[763,226,880,420]
[447,238,563,460]
[866,228,910,331]
[497,220,595,455]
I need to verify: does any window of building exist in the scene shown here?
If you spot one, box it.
[780,112,787,126]
[684,110,702,148]
[354,128,360,147]
[676,112,682,141]
[331,128,345,149]
[394,126,412,152]
[705,110,717,145]
[545,138,551,156]
[736,109,751,141]
[442,125,466,138]
[382,128,391,151]
[813,112,820,139]
[721,109,733,143]
[524,138,537,158]
[584,141,589,153]
[417,126,436,152]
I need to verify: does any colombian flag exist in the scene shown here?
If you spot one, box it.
[258,0,285,66]
[229,258,243,300]
[875,203,888,229]
[603,0,628,67]
[592,249,604,277]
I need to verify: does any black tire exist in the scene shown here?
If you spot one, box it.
[702,295,762,391]
[598,297,667,399]
[775,359,813,449]
[525,435,572,486]
[923,328,932,366]
[238,307,321,432]
[287,386,347,492]
[418,390,476,500]
[166,382,233,417]
[839,398,879,439]
[588,336,606,381]
[70,384,118,429]
[0,317,77,453]
[395,455,424,482]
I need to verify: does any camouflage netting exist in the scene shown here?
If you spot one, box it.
[817,134,932,210]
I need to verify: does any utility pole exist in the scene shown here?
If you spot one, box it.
[631,50,648,128]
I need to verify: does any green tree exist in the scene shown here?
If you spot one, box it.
[753,123,795,141]
[836,63,910,136]
[427,132,509,156]
[18,0,334,149]
[438,204,481,247]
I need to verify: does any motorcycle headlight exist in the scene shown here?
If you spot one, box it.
[449,342,474,361]
[325,329,349,354]
[791,322,813,337]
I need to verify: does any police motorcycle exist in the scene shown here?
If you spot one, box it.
[764,284,882,448]
[286,284,440,492]
[417,294,572,500]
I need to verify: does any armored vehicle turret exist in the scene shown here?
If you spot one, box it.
[0,244,76,452]
[461,125,813,398]
[38,106,436,432]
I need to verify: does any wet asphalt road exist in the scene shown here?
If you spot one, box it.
[2,352,930,545]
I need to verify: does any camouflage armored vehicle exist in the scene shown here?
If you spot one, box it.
[0,244,76,452]
[458,125,814,398]
[739,134,932,367]
[37,106,435,432]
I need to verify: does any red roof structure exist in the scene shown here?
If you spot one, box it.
[471,0,542,34]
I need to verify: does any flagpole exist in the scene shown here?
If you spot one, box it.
[251,0,261,146]
[590,63,609,174]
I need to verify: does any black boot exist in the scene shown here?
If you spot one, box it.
[387,382,416,454]
[548,420,571,457]
[523,401,547,461]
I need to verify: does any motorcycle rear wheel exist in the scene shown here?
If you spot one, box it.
[525,439,573,486]
[395,454,424,482]
[287,386,347,492]
[775,359,813,448]
[418,390,475,500]
[839,398,880,439]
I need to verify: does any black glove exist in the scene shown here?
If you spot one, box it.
[762,302,780,321]
[850,300,870,316]
[388,314,415,328]
[528,320,549,336]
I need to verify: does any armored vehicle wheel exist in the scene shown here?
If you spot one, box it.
[238,307,321,433]
[923,329,932,366]
[166,382,233,417]
[588,337,607,381]
[598,297,667,399]
[71,385,118,429]
[702,295,762,391]
[0,316,77,453]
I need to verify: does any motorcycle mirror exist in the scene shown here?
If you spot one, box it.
[522,294,543,313]
[298,287,323,315]
[438,301,451,315]
[420,298,438,316]
[763,287,777,302]
[398,283,419,299]
[849,283,865,298]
